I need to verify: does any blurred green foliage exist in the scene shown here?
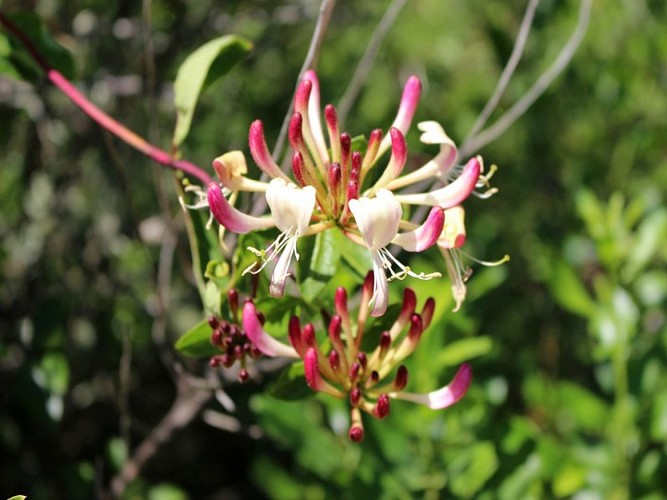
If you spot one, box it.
[1,0,666,498]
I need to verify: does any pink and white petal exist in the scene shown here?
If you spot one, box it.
[378,76,422,157]
[393,157,480,209]
[207,183,275,234]
[303,70,330,164]
[349,190,402,249]
[370,252,390,317]
[437,206,467,250]
[418,121,458,174]
[269,236,296,297]
[242,301,299,358]
[392,207,444,252]
[390,363,472,409]
[372,128,408,190]
[248,120,292,181]
[304,347,344,397]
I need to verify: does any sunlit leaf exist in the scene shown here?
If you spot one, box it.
[297,228,342,302]
[622,208,667,282]
[547,259,595,317]
[449,441,498,497]
[435,336,493,367]
[172,35,252,147]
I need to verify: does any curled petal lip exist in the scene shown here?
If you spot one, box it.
[392,207,444,252]
[265,178,316,235]
[390,363,472,409]
[393,156,481,208]
[242,301,299,358]
[349,189,402,250]
[207,183,274,234]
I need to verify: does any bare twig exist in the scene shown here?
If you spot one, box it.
[460,0,592,158]
[337,0,408,124]
[110,376,212,497]
[249,0,337,217]
[271,0,337,162]
[464,0,540,141]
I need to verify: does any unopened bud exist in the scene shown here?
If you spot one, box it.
[373,394,390,419]
[394,365,408,391]
[227,290,239,318]
[329,350,340,372]
[349,387,362,407]
[349,425,364,443]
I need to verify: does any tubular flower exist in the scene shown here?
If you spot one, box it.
[349,189,442,316]
[243,178,317,297]
[242,273,473,442]
[206,70,496,309]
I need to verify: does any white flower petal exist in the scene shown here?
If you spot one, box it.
[349,189,402,249]
[266,178,317,235]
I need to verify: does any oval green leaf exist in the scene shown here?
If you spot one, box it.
[172,35,252,148]
[174,317,218,358]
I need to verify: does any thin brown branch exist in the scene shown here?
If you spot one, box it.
[337,0,408,124]
[464,0,540,141]
[460,0,593,158]
[271,0,337,162]
[109,376,212,497]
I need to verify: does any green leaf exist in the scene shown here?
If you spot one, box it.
[7,496,27,500]
[297,228,343,302]
[547,259,595,317]
[2,12,76,81]
[449,441,499,497]
[435,336,493,367]
[179,185,228,313]
[268,362,313,401]
[174,318,218,358]
[339,230,373,278]
[622,208,667,282]
[172,35,252,148]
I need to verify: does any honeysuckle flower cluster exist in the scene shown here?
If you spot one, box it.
[206,70,497,315]
[242,272,472,442]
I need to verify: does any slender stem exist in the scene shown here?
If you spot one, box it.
[464,0,540,141]
[271,0,337,163]
[337,0,408,124]
[611,325,631,499]
[460,0,592,158]
[0,12,212,186]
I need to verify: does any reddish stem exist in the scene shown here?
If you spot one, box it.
[0,12,212,185]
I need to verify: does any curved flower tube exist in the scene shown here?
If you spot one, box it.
[244,178,317,297]
[394,156,481,208]
[242,301,299,358]
[207,183,274,234]
[390,363,472,409]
